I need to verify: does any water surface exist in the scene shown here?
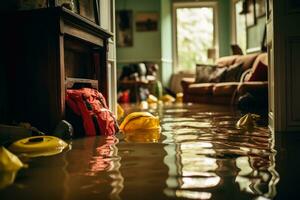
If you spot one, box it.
[0,103,279,200]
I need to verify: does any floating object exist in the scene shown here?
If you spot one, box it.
[160,94,175,103]
[139,101,149,110]
[120,112,160,131]
[117,104,125,121]
[9,136,68,157]
[0,147,26,189]
[236,113,260,129]
[0,147,25,171]
[123,128,161,143]
[176,92,183,103]
[147,94,158,104]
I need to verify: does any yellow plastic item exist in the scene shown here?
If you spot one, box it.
[120,112,160,131]
[123,128,161,143]
[176,92,183,103]
[9,136,68,157]
[0,147,26,189]
[160,94,175,103]
[0,147,25,171]
[117,104,124,121]
[147,94,158,104]
[236,113,260,129]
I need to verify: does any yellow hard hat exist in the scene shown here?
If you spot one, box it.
[120,112,160,131]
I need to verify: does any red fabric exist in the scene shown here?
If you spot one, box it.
[66,88,118,136]
[248,61,268,81]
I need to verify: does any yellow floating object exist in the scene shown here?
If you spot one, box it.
[117,104,124,121]
[160,94,175,103]
[139,101,149,109]
[9,136,68,157]
[120,112,160,131]
[147,94,158,104]
[0,147,25,172]
[176,92,183,103]
[123,128,161,143]
[236,113,260,129]
[0,147,26,189]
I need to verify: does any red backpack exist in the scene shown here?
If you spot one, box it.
[66,88,118,137]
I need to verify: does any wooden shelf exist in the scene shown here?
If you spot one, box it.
[0,7,112,132]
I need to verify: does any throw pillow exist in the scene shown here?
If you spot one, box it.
[209,67,227,83]
[195,64,227,83]
[195,64,218,83]
[247,60,268,81]
[223,62,244,82]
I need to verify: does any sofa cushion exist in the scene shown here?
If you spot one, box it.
[210,67,227,82]
[187,83,214,95]
[234,53,259,70]
[223,62,244,82]
[195,64,227,83]
[247,60,268,81]
[245,53,268,81]
[216,55,239,66]
[252,53,268,66]
[213,82,239,96]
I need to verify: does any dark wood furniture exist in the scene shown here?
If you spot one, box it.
[0,7,112,132]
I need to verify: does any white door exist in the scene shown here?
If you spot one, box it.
[268,0,300,132]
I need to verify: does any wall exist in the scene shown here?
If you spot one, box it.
[247,16,266,51]
[218,0,231,57]
[160,0,173,86]
[116,0,161,63]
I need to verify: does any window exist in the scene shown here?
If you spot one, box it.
[233,0,247,54]
[173,2,218,73]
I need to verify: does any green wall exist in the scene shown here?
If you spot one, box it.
[218,0,231,57]
[247,16,266,50]
[160,0,173,86]
[116,0,161,63]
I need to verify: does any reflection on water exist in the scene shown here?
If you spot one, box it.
[0,104,280,200]
[161,104,279,200]
[121,128,161,143]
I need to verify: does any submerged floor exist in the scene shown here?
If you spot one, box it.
[1,103,299,199]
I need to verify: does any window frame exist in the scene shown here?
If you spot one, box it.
[231,0,247,54]
[172,1,219,73]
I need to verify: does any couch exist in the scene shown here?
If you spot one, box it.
[181,53,268,105]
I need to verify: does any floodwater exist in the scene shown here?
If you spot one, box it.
[1,103,297,200]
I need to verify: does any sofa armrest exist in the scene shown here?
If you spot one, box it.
[181,78,196,92]
[237,81,268,95]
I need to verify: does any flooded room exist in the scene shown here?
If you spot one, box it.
[1,0,300,199]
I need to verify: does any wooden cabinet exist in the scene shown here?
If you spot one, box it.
[0,7,112,132]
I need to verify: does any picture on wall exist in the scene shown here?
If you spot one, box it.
[246,0,256,27]
[135,12,159,32]
[78,0,100,24]
[116,10,133,47]
[255,0,266,18]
